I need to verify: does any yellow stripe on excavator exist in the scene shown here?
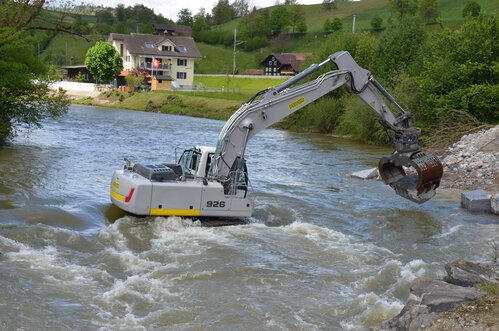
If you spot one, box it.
[150,209,201,217]
[110,189,124,202]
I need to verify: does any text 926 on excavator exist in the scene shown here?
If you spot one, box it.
[110,51,443,218]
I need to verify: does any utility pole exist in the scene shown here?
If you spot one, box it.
[352,15,357,33]
[66,39,68,65]
[233,27,237,76]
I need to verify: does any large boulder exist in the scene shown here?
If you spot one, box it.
[461,189,491,213]
[444,259,499,287]
[379,277,486,330]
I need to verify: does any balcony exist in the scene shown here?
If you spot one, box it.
[139,63,171,71]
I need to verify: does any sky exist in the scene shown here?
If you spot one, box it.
[87,0,324,22]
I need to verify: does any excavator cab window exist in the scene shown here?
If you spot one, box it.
[205,153,214,177]
[178,149,201,176]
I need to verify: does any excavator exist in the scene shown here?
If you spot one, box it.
[110,51,443,218]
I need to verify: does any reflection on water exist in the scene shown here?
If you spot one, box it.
[0,105,497,330]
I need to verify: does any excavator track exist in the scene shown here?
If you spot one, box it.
[378,152,443,204]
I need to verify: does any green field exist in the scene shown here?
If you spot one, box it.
[193,75,288,92]
[41,33,100,65]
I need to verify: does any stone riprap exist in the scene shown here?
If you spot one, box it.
[350,167,378,180]
[491,194,499,215]
[440,125,498,191]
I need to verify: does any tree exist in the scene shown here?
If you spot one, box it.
[322,0,337,11]
[212,0,235,26]
[331,17,342,32]
[296,19,307,33]
[113,21,127,34]
[289,5,305,34]
[177,8,193,26]
[0,0,88,143]
[462,0,481,18]
[116,4,126,22]
[373,17,426,81]
[124,68,147,95]
[232,0,249,17]
[371,16,383,30]
[419,0,440,24]
[73,15,90,34]
[96,9,114,26]
[419,15,498,122]
[270,5,290,35]
[324,18,332,32]
[389,0,418,18]
[93,23,112,36]
[85,42,123,82]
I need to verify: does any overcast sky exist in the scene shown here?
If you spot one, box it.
[88,0,324,22]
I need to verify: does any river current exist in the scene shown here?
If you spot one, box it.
[0,104,497,330]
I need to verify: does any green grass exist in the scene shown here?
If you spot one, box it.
[195,42,263,74]
[41,33,101,65]
[193,76,288,92]
[75,90,247,121]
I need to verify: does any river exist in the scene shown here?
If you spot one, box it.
[0,104,497,330]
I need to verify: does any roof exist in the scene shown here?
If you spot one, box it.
[153,24,192,36]
[109,33,201,59]
[260,53,311,72]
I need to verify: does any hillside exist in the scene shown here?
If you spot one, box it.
[39,0,498,73]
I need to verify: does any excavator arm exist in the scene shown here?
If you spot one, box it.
[209,51,443,204]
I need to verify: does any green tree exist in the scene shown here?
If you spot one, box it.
[177,8,193,26]
[113,21,127,33]
[331,17,343,32]
[418,15,498,121]
[373,17,426,82]
[462,0,481,18]
[85,41,123,82]
[389,0,418,18]
[371,16,383,30]
[0,34,68,143]
[212,0,235,26]
[324,18,332,32]
[0,0,85,143]
[232,0,249,17]
[289,5,305,34]
[73,15,90,35]
[125,69,146,95]
[270,5,290,35]
[116,4,126,22]
[75,71,85,82]
[93,23,112,36]
[296,19,307,33]
[96,9,114,26]
[419,0,440,24]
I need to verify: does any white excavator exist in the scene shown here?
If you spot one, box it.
[110,51,443,218]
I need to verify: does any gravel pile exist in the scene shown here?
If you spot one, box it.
[439,125,499,192]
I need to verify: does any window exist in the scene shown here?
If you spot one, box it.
[178,45,186,52]
[145,42,154,48]
[177,59,187,66]
[126,55,130,62]
[120,44,124,56]
[177,72,187,79]
[162,45,172,51]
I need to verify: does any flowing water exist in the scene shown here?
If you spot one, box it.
[0,104,497,330]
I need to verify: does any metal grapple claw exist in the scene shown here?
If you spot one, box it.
[378,152,443,204]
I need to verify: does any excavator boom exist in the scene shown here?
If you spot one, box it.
[210,51,443,204]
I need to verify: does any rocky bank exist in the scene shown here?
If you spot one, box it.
[438,125,499,193]
[376,260,498,331]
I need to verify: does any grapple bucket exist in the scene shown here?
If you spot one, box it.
[378,152,443,204]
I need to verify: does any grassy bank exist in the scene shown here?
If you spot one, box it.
[72,90,250,121]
